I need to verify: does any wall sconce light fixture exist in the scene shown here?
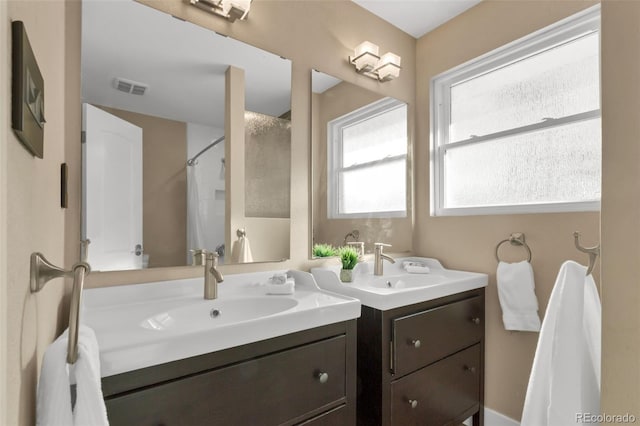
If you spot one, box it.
[349,41,401,82]
[189,0,252,22]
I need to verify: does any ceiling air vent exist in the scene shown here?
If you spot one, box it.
[113,78,148,96]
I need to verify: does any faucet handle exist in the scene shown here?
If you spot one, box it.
[374,242,392,248]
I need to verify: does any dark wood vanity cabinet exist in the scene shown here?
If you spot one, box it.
[101,321,357,426]
[357,289,485,426]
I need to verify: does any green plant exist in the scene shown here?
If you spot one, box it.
[337,246,359,270]
[313,243,337,258]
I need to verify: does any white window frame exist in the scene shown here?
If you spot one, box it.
[430,5,601,216]
[328,97,407,219]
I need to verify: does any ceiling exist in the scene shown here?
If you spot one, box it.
[81,0,291,129]
[352,0,482,38]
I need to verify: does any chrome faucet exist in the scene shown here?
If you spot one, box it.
[374,243,395,276]
[204,252,224,300]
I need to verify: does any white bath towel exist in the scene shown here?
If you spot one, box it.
[497,261,541,332]
[232,236,254,263]
[37,326,109,426]
[521,261,601,426]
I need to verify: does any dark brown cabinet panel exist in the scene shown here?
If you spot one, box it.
[391,344,481,426]
[103,321,357,426]
[356,289,485,426]
[392,296,483,377]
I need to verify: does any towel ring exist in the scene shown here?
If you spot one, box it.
[495,233,532,263]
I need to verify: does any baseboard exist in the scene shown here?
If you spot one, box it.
[463,408,520,426]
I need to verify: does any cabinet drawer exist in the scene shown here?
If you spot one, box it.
[392,296,482,376]
[297,405,349,425]
[391,344,481,426]
[105,335,347,426]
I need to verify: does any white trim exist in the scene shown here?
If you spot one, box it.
[327,97,408,219]
[430,4,601,216]
[464,408,520,426]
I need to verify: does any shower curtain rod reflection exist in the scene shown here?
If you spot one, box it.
[187,135,225,166]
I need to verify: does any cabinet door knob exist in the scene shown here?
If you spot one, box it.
[471,317,481,325]
[409,339,421,348]
[316,371,329,384]
[464,365,477,374]
[408,399,418,409]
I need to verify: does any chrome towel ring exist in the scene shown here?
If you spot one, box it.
[495,233,532,263]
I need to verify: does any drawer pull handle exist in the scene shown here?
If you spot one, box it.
[316,371,329,384]
[409,339,421,348]
[408,399,418,409]
[464,365,477,374]
[471,317,481,325]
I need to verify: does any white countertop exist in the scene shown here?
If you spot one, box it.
[83,270,361,377]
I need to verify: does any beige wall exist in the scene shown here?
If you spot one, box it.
[84,0,416,286]
[414,1,600,421]
[601,0,640,418]
[3,1,79,424]
[97,106,188,269]
[312,81,413,253]
[0,0,8,422]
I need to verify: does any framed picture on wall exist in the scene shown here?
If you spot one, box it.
[12,21,45,158]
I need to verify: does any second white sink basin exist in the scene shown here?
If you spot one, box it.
[311,257,487,310]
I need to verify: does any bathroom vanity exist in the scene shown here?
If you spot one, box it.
[312,258,487,426]
[358,288,484,426]
[83,270,361,426]
[102,320,356,425]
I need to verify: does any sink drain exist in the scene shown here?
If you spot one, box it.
[210,308,221,318]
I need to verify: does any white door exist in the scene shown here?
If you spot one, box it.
[82,103,143,271]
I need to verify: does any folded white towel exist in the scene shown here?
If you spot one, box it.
[266,278,295,295]
[521,261,601,426]
[269,273,288,285]
[37,325,109,426]
[405,265,430,274]
[497,261,541,332]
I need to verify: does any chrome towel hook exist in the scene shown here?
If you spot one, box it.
[573,232,600,276]
[495,232,532,263]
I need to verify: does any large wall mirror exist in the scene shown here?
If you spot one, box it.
[81,0,292,271]
[311,70,412,258]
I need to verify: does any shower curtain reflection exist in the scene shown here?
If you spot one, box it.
[187,123,226,265]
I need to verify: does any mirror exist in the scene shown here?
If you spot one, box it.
[311,70,412,258]
[81,0,291,271]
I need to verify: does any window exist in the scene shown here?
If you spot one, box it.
[431,6,601,216]
[328,97,407,218]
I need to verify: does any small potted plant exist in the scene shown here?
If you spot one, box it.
[337,246,359,282]
[312,243,337,258]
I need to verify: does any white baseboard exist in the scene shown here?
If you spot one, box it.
[463,408,520,426]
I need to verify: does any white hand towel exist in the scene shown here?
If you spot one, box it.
[37,331,74,426]
[232,236,254,263]
[73,326,109,426]
[36,326,109,426]
[496,261,541,332]
[521,261,601,426]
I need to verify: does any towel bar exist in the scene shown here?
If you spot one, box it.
[30,252,90,364]
[573,232,600,276]
[495,233,532,262]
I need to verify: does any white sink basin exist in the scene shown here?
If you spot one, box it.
[140,297,300,331]
[369,274,447,289]
[83,270,360,377]
[311,257,487,310]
